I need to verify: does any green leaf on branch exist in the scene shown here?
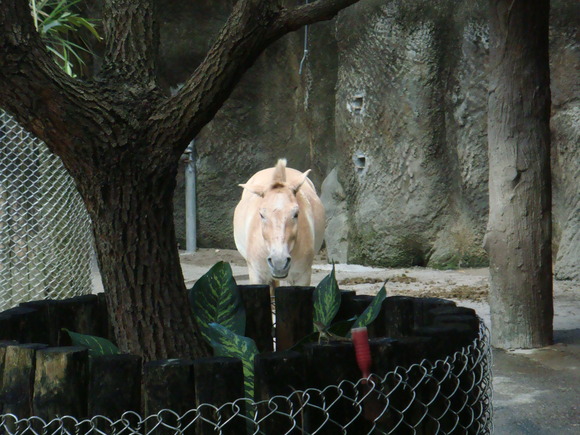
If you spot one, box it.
[63,329,119,357]
[207,323,259,400]
[189,261,246,342]
[351,283,387,332]
[313,264,340,330]
[32,0,102,77]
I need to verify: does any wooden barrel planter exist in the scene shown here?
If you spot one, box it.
[0,288,492,434]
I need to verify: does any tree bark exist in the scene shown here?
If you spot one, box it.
[0,0,361,360]
[486,0,553,348]
[84,163,211,359]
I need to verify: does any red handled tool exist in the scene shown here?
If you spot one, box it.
[352,326,383,425]
[351,326,372,382]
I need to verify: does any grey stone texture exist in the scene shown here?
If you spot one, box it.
[320,168,349,263]
[551,3,580,280]
[334,1,490,268]
[161,1,578,276]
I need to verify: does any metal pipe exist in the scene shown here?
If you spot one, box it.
[298,0,310,75]
[184,140,197,253]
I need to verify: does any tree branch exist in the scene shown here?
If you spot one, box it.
[149,0,361,154]
[101,0,158,85]
[276,0,361,33]
[0,0,163,175]
[1,0,360,169]
[0,0,97,163]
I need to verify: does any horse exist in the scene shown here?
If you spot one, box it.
[233,159,325,288]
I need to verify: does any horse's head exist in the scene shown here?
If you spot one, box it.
[240,159,311,279]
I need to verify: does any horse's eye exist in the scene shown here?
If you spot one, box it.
[293,210,299,219]
[259,212,266,220]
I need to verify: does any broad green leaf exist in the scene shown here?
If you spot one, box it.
[189,261,246,342]
[63,329,119,357]
[328,317,357,337]
[207,323,259,401]
[351,284,387,331]
[289,330,321,353]
[313,264,340,329]
[290,317,357,352]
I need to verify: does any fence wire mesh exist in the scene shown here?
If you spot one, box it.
[0,321,493,435]
[0,110,94,311]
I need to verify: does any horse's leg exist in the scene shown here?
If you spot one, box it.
[247,264,262,284]
[269,279,280,298]
[288,266,312,286]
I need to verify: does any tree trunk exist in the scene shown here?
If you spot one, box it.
[486,0,553,348]
[80,159,210,360]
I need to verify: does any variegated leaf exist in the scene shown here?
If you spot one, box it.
[207,323,259,400]
[289,330,320,352]
[189,261,246,342]
[63,329,119,357]
[329,317,357,337]
[313,264,340,329]
[351,284,387,331]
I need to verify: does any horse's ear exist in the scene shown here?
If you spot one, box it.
[292,169,311,193]
[239,183,265,197]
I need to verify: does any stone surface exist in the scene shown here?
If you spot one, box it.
[332,1,492,268]
[550,3,580,280]
[319,168,348,263]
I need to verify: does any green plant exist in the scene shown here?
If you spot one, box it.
[313,264,341,330]
[63,328,119,357]
[207,323,259,400]
[307,273,387,344]
[188,261,258,402]
[288,268,387,351]
[31,0,101,76]
[65,261,258,399]
[66,262,387,403]
[188,261,246,342]
[188,263,258,423]
[350,285,386,331]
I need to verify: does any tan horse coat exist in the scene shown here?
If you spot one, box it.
[233,159,325,286]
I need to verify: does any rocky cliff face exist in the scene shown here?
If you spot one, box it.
[334,1,490,268]
[165,0,578,278]
[551,3,580,280]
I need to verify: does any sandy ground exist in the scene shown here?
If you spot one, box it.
[92,248,580,433]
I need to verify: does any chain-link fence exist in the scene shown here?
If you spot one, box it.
[0,109,94,311]
[0,321,493,434]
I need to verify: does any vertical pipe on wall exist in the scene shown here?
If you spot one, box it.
[184,140,196,253]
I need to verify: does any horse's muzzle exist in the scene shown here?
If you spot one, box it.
[268,256,291,279]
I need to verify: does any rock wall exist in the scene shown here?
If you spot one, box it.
[551,2,580,279]
[162,0,578,277]
[334,1,489,267]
